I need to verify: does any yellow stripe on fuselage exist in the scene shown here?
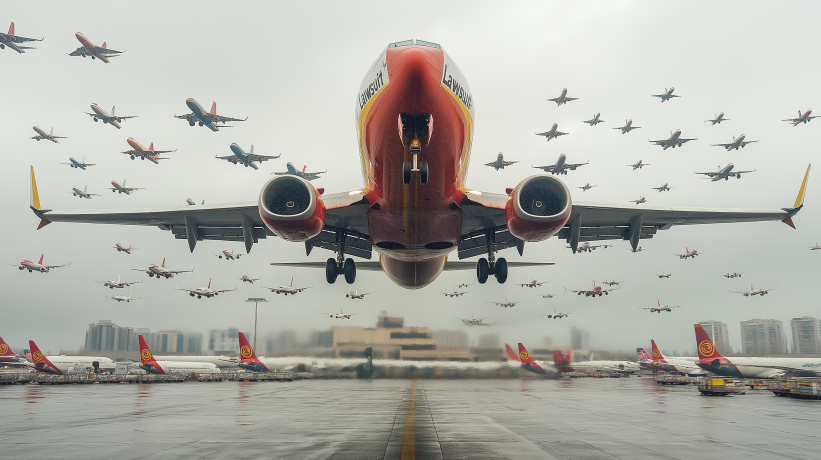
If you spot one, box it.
[356,82,391,194]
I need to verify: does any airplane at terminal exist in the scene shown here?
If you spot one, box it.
[86,104,136,128]
[711,134,759,151]
[649,130,696,150]
[108,180,143,195]
[535,123,568,141]
[456,314,490,326]
[531,153,587,175]
[29,340,116,374]
[262,277,310,295]
[0,336,29,368]
[69,33,124,63]
[121,138,175,164]
[516,279,548,288]
[566,280,618,297]
[138,336,220,374]
[646,340,705,375]
[485,153,517,171]
[71,185,99,199]
[94,274,141,289]
[238,275,259,284]
[517,343,547,374]
[637,299,682,313]
[547,88,578,106]
[61,157,95,170]
[175,98,247,132]
[114,243,136,254]
[108,291,138,302]
[583,113,604,126]
[0,22,42,54]
[25,41,812,290]
[176,278,236,299]
[273,162,326,181]
[614,119,641,134]
[237,332,270,372]
[783,110,819,127]
[705,112,729,125]
[488,297,524,308]
[696,164,755,181]
[217,144,279,169]
[567,241,610,253]
[132,258,192,279]
[10,254,68,273]
[730,284,777,297]
[652,87,679,102]
[675,247,704,259]
[342,289,371,299]
[214,249,241,260]
[31,126,65,143]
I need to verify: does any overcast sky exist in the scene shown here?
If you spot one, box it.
[1,2,818,355]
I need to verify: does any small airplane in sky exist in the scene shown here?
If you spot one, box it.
[653,272,674,279]
[455,283,472,289]
[484,153,518,170]
[810,244,821,251]
[61,157,95,170]
[488,297,524,308]
[31,126,66,143]
[323,308,357,319]
[10,255,69,273]
[711,134,759,151]
[114,243,137,254]
[675,247,704,259]
[651,183,673,192]
[516,279,549,288]
[637,299,682,313]
[602,280,622,286]
[542,293,554,298]
[649,130,696,150]
[705,112,729,125]
[441,287,468,297]
[547,88,579,106]
[731,284,778,297]
[186,198,204,206]
[456,314,490,326]
[628,160,648,170]
[720,272,742,278]
[583,113,605,126]
[217,144,279,169]
[631,196,647,205]
[531,153,587,175]
[132,258,192,279]
[567,241,611,253]
[94,275,142,289]
[71,185,99,199]
[578,183,597,191]
[108,291,139,303]
[0,22,42,54]
[108,180,144,195]
[214,250,242,260]
[783,110,819,127]
[652,87,679,102]
[176,278,236,299]
[68,33,123,63]
[237,275,259,284]
[614,119,641,134]
[538,308,573,319]
[342,289,372,299]
[86,104,136,129]
[273,162,326,181]
[122,138,175,164]
[175,98,247,132]
[262,277,311,295]
[566,280,619,297]
[695,163,755,181]
[535,123,568,141]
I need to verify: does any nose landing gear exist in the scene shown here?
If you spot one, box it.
[400,113,432,185]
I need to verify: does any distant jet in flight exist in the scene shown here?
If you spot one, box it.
[578,183,596,191]
[547,88,579,106]
[651,183,672,193]
[631,196,647,205]
[695,163,755,181]
[0,22,42,54]
[637,300,682,313]
[583,113,604,126]
[216,143,280,170]
[61,157,95,170]
[31,126,66,143]
[711,134,759,151]
[71,185,99,199]
[614,119,641,134]
[652,87,679,102]
[108,291,139,303]
[237,275,259,284]
[649,130,696,150]
[68,32,123,63]
[108,180,144,195]
[720,272,742,278]
[121,138,175,164]
[628,160,648,170]
[531,153,587,175]
[705,112,729,125]
[175,98,247,132]
[114,243,137,254]
[484,153,517,170]
[783,110,819,127]
[273,162,326,181]
[86,104,136,129]
[535,123,568,141]
[10,254,69,273]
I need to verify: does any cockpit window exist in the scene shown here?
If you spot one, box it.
[415,40,440,49]
[389,40,413,48]
[388,39,441,49]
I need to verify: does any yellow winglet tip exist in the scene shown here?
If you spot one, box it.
[30,165,41,210]
[794,164,811,209]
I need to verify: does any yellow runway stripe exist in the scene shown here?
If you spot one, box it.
[400,381,417,459]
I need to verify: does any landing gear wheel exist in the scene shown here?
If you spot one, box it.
[477,258,489,284]
[325,258,337,284]
[402,161,411,185]
[344,258,356,284]
[419,161,429,184]
[495,258,508,284]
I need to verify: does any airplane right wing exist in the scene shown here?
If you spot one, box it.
[531,164,556,173]
[68,47,88,57]
[95,46,123,54]
[247,154,281,162]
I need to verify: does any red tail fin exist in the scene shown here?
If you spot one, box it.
[505,344,520,362]
[686,247,689,254]
[28,340,62,375]
[162,257,166,268]
[8,22,14,36]
[102,41,106,49]
[207,278,211,289]
[38,254,44,265]
[111,105,115,117]
[149,142,154,151]
[694,324,725,364]
[138,335,165,374]
[302,165,307,174]
[517,343,545,373]
[650,339,666,362]
[552,347,574,372]
[0,336,16,357]
[210,101,217,115]
[238,332,268,372]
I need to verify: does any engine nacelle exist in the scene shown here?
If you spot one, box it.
[505,175,572,242]
[258,175,325,242]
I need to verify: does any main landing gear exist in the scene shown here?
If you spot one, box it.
[475,230,508,284]
[325,230,356,284]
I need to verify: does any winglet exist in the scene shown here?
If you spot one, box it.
[30,166,52,229]
[783,164,811,228]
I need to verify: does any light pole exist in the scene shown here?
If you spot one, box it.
[245,298,267,351]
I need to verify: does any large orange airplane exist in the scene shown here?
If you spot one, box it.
[28,39,810,290]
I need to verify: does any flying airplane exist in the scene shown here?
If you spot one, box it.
[108,180,143,195]
[535,123,568,141]
[720,272,742,278]
[94,275,141,289]
[114,243,136,254]
[566,241,611,253]
[649,130,696,150]
[186,199,204,206]
[628,160,648,170]
[631,196,647,204]
[652,87,679,102]
[24,41,813,290]
[547,88,578,106]
[214,249,242,260]
[455,283,472,289]
[651,183,672,192]
[578,183,596,191]
[638,299,682,313]
[711,134,759,151]
[456,314,490,326]
[31,126,66,143]
[237,275,259,284]
[61,157,95,170]
[175,98,247,132]
[566,280,618,297]
[323,308,357,319]
[783,110,819,127]
[516,279,549,288]
[176,278,236,299]
[132,258,192,279]
[705,113,729,125]
[108,291,139,303]
[675,247,704,259]
[653,272,674,279]
[71,185,99,199]
[695,164,756,181]
[217,144,279,169]
[10,254,69,273]
[531,153,588,175]
[273,162,326,181]
[538,308,573,319]
[440,287,468,297]
[731,284,777,297]
[582,113,604,126]
[614,119,641,134]
[542,294,554,298]
[68,33,123,63]
[810,244,821,251]
[342,289,371,299]
[86,104,136,129]
[0,22,42,54]
[138,335,220,374]
[487,297,524,308]
[484,153,517,170]
[121,138,175,164]
[602,280,622,286]
[28,340,117,375]
[262,277,310,295]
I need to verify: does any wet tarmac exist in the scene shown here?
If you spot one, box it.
[2,377,820,459]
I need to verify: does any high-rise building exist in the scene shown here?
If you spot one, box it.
[84,320,139,352]
[147,330,203,354]
[208,328,239,354]
[791,316,821,354]
[740,319,787,355]
[432,330,469,348]
[570,327,590,350]
[699,320,731,355]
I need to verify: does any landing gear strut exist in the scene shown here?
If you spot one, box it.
[476,230,508,284]
[325,230,356,284]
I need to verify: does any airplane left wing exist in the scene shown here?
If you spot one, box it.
[247,154,281,162]
[214,115,248,123]
[68,47,88,56]
[95,46,123,55]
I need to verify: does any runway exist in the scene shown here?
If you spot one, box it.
[2,377,819,459]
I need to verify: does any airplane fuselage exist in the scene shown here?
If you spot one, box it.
[229,144,259,169]
[186,98,218,131]
[69,158,88,169]
[90,104,121,128]
[19,260,47,272]
[126,138,161,164]
[111,182,130,194]
[75,33,109,63]
[32,126,58,143]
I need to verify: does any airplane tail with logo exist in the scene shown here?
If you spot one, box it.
[517,343,546,374]
[694,324,726,365]
[505,344,520,363]
[0,336,18,359]
[552,347,574,372]
[238,332,269,372]
[24,349,32,363]
[650,339,667,363]
[28,340,61,374]
[138,335,165,374]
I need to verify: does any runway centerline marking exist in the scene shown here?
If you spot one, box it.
[400,381,417,459]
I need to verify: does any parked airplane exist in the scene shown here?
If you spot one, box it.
[705,112,729,125]
[649,130,696,150]
[273,162,326,181]
[138,336,220,374]
[488,297,524,308]
[237,332,269,373]
[652,87,679,102]
[517,343,547,374]
[108,291,139,302]
[456,314,490,326]
[0,336,28,368]
[25,41,812,289]
[810,244,821,251]
[566,241,611,253]
[783,110,819,127]
[0,22,42,54]
[61,157,95,170]
[628,160,648,170]
[711,134,759,151]
[217,143,279,169]
[731,284,777,297]
[343,289,371,299]
[86,104,136,129]
[675,247,704,259]
[262,277,310,295]
[538,308,573,319]
[578,183,596,191]
[114,243,137,254]
[516,279,549,288]
[71,185,99,199]
[440,287,468,297]
[631,196,647,204]
[68,33,123,63]
[176,278,236,299]
[720,272,742,278]
[175,99,247,132]
[696,164,755,181]
[566,280,618,297]
[583,113,604,126]
[535,123,568,141]
[323,308,356,319]
[602,280,622,286]
[484,153,517,170]
[653,272,673,279]
[214,249,241,260]
[10,255,69,273]
[122,138,175,164]
[108,180,143,195]
[132,258,192,279]
[28,340,116,374]
[237,275,259,284]
[531,153,587,175]
[638,299,682,313]
[646,339,706,375]
[614,119,641,134]
[651,183,672,192]
[547,88,578,106]
[94,275,141,289]
[31,126,66,143]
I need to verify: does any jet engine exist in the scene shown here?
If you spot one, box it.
[505,175,572,242]
[258,175,325,242]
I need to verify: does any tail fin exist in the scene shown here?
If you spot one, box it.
[8,22,14,36]
[0,336,17,358]
[250,145,254,155]
[138,335,164,374]
[650,339,666,362]
[302,165,307,174]
[505,344,521,362]
[238,332,269,372]
[552,347,574,372]
[37,254,44,265]
[210,101,217,115]
[636,347,651,361]
[29,340,61,374]
[162,257,166,268]
[24,349,32,363]
[111,105,115,117]
[517,343,546,374]
[694,324,725,364]
[49,127,53,136]
[149,142,154,151]
[208,278,211,289]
